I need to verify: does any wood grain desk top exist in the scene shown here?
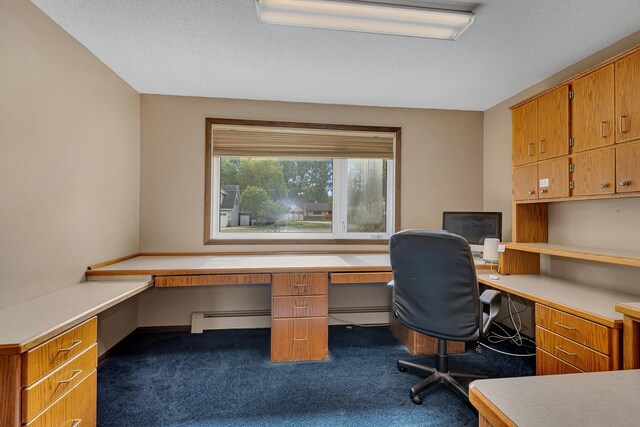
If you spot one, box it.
[478,274,640,328]
[470,369,640,427]
[86,253,393,276]
[616,301,640,318]
[0,280,151,354]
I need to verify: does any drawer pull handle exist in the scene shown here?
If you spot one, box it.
[620,180,629,187]
[71,419,82,427]
[293,337,307,342]
[528,190,535,195]
[620,115,628,133]
[293,284,307,288]
[55,340,82,356]
[58,369,83,385]
[554,321,576,331]
[293,305,308,310]
[599,183,609,189]
[555,346,577,357]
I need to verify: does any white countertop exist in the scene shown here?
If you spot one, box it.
[0,280,152,354]
[87,253,392,276]
[471,370,640,427]
[478,273,640,327]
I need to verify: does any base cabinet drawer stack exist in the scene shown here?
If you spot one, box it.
[271,273,328,362]
[0,317,98,427]
[535,304,621,375]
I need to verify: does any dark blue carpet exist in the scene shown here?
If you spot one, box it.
[98,326,534,427]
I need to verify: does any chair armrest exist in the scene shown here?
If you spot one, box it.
[480,289,501,336]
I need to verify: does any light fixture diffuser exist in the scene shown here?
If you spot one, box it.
[255,0,475,40]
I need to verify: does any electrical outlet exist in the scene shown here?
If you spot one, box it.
[497,244,506,253]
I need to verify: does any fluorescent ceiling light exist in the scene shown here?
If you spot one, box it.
[255,0,475,40]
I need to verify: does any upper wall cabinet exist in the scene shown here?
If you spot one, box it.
[572,64,615,152]
[615,50,640,144]
[513,100,538,165]
[510,45,640,205]
[513,86,569,166]
[537,86,570,160]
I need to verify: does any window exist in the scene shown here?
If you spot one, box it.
[205,119,400,243]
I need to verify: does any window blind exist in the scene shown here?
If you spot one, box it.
[212,124,395,159]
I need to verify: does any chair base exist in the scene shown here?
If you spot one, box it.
[397,358,487,406]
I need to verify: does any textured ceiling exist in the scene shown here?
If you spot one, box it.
[32,0,640,110]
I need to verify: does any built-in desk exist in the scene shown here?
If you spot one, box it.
[470,369,640,427]
[87,253,490,359]
[0,280,151,427]
[479,273,639,375]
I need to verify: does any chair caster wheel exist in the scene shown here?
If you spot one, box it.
[397,363,407,372]
[411,394,423,405]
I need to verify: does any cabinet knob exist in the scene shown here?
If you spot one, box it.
[528,190,535,195]
[620,180,629,187]
[599,183,609,189]
[539,189,547,194]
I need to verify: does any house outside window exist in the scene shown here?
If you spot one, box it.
[204,119,401,244]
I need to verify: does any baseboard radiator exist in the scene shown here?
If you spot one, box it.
[191,306,391,333]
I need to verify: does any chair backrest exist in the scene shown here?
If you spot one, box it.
[390,230,481,341]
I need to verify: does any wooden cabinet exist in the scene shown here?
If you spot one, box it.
[0,317,98,427]
[615,50,640,143]
[535,304,620,375]
[513,87,569,166]
[271,273,328,362]
[512,101,538,165]
[537,86,570,160]
[538,158,569,199]
[511,45,640,205]
[616,142,640,193]
[513,164,538,200]
[572,64,615,152]
[571,149,615,196]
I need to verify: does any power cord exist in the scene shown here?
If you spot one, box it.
[477,293,536,357]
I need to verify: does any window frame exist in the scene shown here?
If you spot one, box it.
[204,118,401,245]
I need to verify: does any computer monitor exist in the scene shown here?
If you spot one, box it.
[442,212,502,253]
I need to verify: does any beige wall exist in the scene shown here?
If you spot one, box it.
[484,31,640,332]
[139,94,484,325]
[1,2,141,352]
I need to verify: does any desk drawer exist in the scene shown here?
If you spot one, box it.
[272,296,328,319]
[536,348,584,375]
[155,274,271,287]
[22,344,97,423]
[22,317,97,386]
[272,273,327,296]
[271,318,328,362]
[330,272,393,284]
[536,326,610,372]
[26,370,96,427]
[536,304,611,354]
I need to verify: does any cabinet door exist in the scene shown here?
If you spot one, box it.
[615,50,640,143]
[512,100,538,165]
[572,64,615,152]
[572,149,615,196]
[513,164,538,200]
[538,85,569,160]
[538,157,569,199]
[616,142,640,193]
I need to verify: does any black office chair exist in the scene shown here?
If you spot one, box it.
[389,230,501,405]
